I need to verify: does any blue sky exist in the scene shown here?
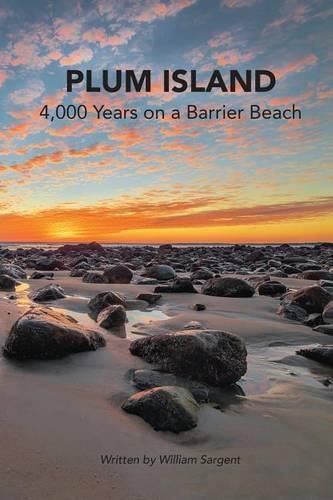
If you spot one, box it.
[0,0,332,242]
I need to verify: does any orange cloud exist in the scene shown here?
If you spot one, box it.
[213,49,255,65]
[83,27,135,47]
[59,47,93,66]
[135,0,197,23]
[275,54,318,80]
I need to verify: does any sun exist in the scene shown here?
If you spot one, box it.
[47,222,81,241]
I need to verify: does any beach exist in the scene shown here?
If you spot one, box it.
[0,244,333,500]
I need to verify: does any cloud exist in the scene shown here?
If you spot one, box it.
[267,0,311,30]
[222,0,257,8]
[10,80,45,105]
[83,27,135,47]
[0,70,8,87]
[134,0,197,23]
[59,47,93,66]
[274,54,318,80]
[212,48,255,65]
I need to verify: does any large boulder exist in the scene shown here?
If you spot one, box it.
[88,291,126,318]
[35,257,65,271]
[0,274,17,291]
[257,281,287,296]
[103,265,133,284]
[145,265,176,281]
[0,264,26,280]
[302,270,333,281]
[122,386,199,433]
[202,277,254,298]
[32,284,66,302]
[297,345,333,367]
[129,329,247,387]
[97,305,127,329]
[286,285,331,314]
[3,307,105,360]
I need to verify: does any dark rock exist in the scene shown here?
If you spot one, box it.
[202,277,254,298]
[103,265,133,284]
[302,270,333,281]
[3,307,105,360]
[303,313,323,328]
[88,291,126,318]
[190,268,214,280]
[136,293,161,305]
[32,284,66,302]
[121,386,199,433]
[30,271,54,279]
[192,303,206,311]
[313,324,333,335]
[257,281,287,296]
[82,271,105,283]
[277,303,307,322]
[145,264,176,281]
[35,257,65,271]
[97,305,127,328]
[297,345,333,367]
[287,285,331,314]
[0,264,26,280]
[129,329,247,387]
[0,274,17,291]
[323,301,333,324]
[154,278,197,294]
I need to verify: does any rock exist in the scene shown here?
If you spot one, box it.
[297,345,333,367]
[303,313,323,328]
[32,284,66,302]
[0,274,17,291]
[302,270,333,281]
[82,271,105,283]
[191,268,214,280]
[103,265,133,284]
[257,281,287,296]
[0,264,27,280]
[3,307,105,360]
[323,301,333,324]
[121,386,199,433]
[287,285,331,314]
[183,321,203,330]
[97,305,127,328]
[136,293,161,305]
[88,291,126,318]
[320,280,333,288]
[313,324,333,335]
[192,303,206,311]
[136,278,159,285]
[154,278,197,294]
[131,369,210,403]
[158,244,173,252]
[70,268,86,277]
[202,277,254,298]
[125,299,148,310]
[277,303,307,322]
[30,271,54,279]
[129,329,247,387]
[35,258,61,271]
[145,264,176,281]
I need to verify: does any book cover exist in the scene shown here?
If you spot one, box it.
[0,1,332,499]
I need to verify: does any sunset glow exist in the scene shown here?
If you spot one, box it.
[0,0,332,243]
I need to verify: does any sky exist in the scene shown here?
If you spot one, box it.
[0,0,332,243]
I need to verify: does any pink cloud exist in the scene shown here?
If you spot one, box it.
[83,27,135,47]
[213,48,255,65]
[135,0,197,23]
[275,54,318,80]
[0,70,8,87]
[222,0,257,8]
[59,47,93,66]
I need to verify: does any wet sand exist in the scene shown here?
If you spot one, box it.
[1,272,333,500]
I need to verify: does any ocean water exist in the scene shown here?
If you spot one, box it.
[0,242,321,251]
